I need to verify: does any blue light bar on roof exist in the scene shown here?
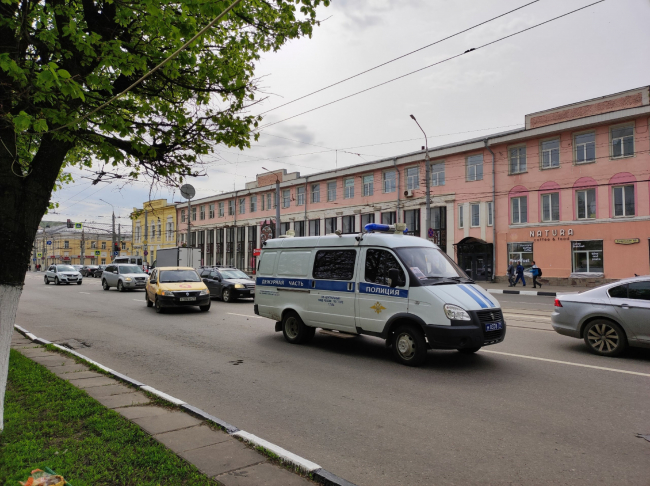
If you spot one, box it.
[364,223,409,234]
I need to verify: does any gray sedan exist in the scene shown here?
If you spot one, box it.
[552,276,650,356]
[102,264,149,291]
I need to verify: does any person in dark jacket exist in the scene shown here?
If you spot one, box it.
[531,261,542,288]
[507,261,515,287]
[513,261,526,287]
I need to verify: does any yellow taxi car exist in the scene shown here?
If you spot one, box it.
[145,267,210,313]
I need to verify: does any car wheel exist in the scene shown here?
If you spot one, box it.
[44,276,49,285]
[457,346,481,354]
[55,277,60,285]
[117,281,124,292]
[200,302,211,312]
[583,320,627,357]
[282,311,314,344]
[102,280,110,291]
[77,281,82,285]
[392,324,427,367]
[154,296,164,314]
[146,293,153,307]
[222,288,236,303]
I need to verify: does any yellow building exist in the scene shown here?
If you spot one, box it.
[131,199,177,266]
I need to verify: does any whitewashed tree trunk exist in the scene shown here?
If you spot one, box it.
[0,284,23,431]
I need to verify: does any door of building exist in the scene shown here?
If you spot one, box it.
[456,238,493,281]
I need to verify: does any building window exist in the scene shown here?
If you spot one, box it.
[294,220,305,237]
[121,241,126,250]
[613,185,635,217]
[282,189,290,208]
[309,219,320,236]
[575,132,595,164]
[383,170,396,193]
[576,189,596,220]
[508,242,533,269]
[404,209,420,236]
[181,210,186,223]
[267,193,274,209]
[209,203,215,218]
[199,205,205,220]
[191,207,196,221]
[64,241,69,249]
[260,194,265,211]
[311,184,320,203]
[218,202,224,217]
[325,217,337,234]
[228,200,235,216]
[487,202,493,226]
[344,178,354,199]
[431,162,445,186]
[466,154,483,181]
[342,215,355,234]
[363,175,374,196]
[406,167,419,190]
[297,186,305,206]
[101,242,106,250]
[239,198,246,214]
[157,220,161,240]
[458,205,464,228]
[572,240,603,273]
[511,196,527,224]
[509,147,526,174]
[611,125,634,158]
[361,213,375,229]
[91,241,96,249]
[541,139,560,169]
[280,222,290,236]
[327,182,337,201]
[151,223,156,239]
[166,219,174,240]
[135,224,141,243]
[250,195,257,212]
[541,193,560,222]
[470,204,480,227]
[381,211,396,225]
[101,258,106,265]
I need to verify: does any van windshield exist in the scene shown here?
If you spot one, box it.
[395,247,469,281]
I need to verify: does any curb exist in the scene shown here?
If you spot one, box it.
[14,325,358,486]
[487,289,565,297]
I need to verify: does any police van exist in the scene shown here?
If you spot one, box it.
[253,224,506,366]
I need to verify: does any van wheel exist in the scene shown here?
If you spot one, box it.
[102,280,110,291]
[457,347,481,354]
[392,324,427,367]
[583,320,627,357]
[282,311,314,344]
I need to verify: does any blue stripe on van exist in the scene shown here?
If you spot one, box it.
[359,283,408,299]
[256,277,311,289]
[313,280,354,292]
[463,284,496,308]
[458,285,488,309]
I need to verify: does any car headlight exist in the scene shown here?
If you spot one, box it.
[444,304,471,321]
[234,284,245,289]
[199,289,209,295]
[160,290,175,296]
[124,277,132,282]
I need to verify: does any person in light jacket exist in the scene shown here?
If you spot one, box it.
[531,261,542,289]
[513,262,526,287]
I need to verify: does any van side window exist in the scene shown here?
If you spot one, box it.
[313,250,356,281]
[365,249,405,286]
[259,251,277,275]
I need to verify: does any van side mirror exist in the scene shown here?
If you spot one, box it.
[388,268,401,288]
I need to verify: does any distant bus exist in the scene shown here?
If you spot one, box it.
[113,255,143,267]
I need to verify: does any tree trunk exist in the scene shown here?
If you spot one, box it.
[0,128,72,430]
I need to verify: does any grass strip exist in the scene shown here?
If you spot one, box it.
[0,349,219,486]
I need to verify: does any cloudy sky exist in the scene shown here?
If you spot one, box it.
[51,0,650,227]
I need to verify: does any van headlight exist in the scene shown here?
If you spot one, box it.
[234,284,245,289]
[199,289,209,295]
[444,304,471,321]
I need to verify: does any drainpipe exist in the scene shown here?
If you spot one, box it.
[304,176,308,232]
[485,139,496,282]
[394,158,400,223]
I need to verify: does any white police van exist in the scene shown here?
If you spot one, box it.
[253,224,506,366]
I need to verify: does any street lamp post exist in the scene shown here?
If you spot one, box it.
[100,198,116,261]
[410,115,431,240]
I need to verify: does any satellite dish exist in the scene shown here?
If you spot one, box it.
[180,184,195,200]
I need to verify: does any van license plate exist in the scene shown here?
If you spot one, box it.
[485,322,503,332]
[179,297,196,302]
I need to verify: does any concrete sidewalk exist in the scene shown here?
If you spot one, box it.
[477,280,581,296]
[10,330,353,486]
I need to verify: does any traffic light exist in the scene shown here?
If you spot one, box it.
[66,219,73,228]
[113,242,120,253]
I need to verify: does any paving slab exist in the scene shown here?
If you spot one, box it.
[50,364,90,376]
[11,343,41,349]
[96,392,151,409]
[31,356,76,368]
[154,424,231,452]
[15,347,53,358]
[69,376,118,389]
[217,462,312,486]
[132,410,202,435]
[114,406,170,420]
[85,383,135,399]
[179,438,264,477]
[60,370,104,381]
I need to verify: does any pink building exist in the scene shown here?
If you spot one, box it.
[176,86,650,284]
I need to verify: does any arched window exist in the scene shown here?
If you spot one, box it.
[509,185,529,224]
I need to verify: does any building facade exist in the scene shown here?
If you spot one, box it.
[177,86,650,284]
[131,199,178,266]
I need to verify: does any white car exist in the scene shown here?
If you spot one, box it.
[44,264,83,285]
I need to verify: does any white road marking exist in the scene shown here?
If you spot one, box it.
[133,299,142,302]
[79,292,90,295]
[507,325,554,332]
[228,312,264,319]
[482,350,650,377]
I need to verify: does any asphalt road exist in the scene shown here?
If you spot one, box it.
[16,273,650,485]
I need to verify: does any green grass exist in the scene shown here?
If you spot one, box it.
[0,350,219,486]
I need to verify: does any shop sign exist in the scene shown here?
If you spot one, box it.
[529,228,573,242]
[614,238,640,245]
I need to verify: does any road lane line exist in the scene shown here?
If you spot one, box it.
[228,312,264,319]
[507,325,554,332]
[481,350,650,377]
[133,299,142,302]
[79,292,90,294]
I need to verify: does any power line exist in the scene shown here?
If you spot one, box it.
[257,0,541,116]
[254,1,606,132]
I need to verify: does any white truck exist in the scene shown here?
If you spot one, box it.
[155,247,202,269]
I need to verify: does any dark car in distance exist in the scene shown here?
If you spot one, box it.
[91,265,106,278]
[80,265,99,277]
[199,267,256,302]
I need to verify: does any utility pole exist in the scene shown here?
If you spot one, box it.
[80,226,85,264]
[187,198,192,247]
[410,115,431,239]
[118,224,121,255]
[144,208,149,265]
[100,198,116,261]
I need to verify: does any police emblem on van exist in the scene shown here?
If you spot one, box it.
[370,302,386,314]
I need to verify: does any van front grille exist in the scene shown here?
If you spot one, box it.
[476,310,503,324]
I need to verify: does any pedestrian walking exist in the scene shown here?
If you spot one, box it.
[507,261,515,287]
[513,261,526,287]
[531,261,543,288]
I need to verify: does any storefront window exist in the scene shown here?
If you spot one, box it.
[507,242,533,270]
[572,240,603,273]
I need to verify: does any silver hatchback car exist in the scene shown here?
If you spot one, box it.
[102,263,148,291]
[552,276,650,356]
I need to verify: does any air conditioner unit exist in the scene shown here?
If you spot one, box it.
[404,189,414,198]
